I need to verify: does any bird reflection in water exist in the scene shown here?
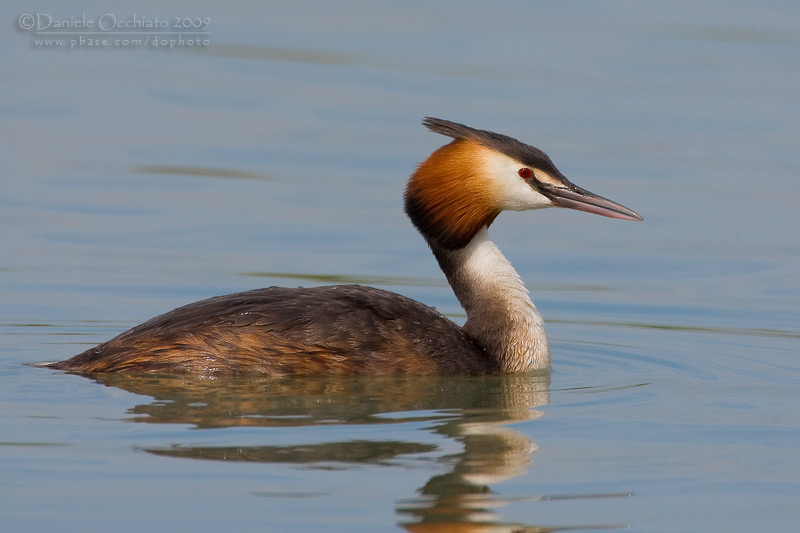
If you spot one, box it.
[79,372,626,531]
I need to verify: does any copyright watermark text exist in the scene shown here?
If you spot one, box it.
[17,12,212,49]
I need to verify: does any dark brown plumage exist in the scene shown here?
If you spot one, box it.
[48,286,494,375]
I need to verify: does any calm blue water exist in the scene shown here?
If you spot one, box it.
[2,1,799,531]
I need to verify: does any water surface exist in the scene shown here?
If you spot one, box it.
[2,1,799,531]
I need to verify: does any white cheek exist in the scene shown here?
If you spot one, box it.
[499,179,553,211]
[485,153,555,211]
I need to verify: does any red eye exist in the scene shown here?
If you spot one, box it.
[518,168,533,179]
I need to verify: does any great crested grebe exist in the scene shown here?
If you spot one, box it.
[48,118,641,376]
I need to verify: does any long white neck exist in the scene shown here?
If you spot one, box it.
[431,227,551,372]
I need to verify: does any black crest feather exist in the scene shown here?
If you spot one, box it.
[422,117,559,175]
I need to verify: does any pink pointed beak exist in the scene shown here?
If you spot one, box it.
[539,183,643,221]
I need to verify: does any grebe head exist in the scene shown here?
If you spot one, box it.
[405,117,642,250]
